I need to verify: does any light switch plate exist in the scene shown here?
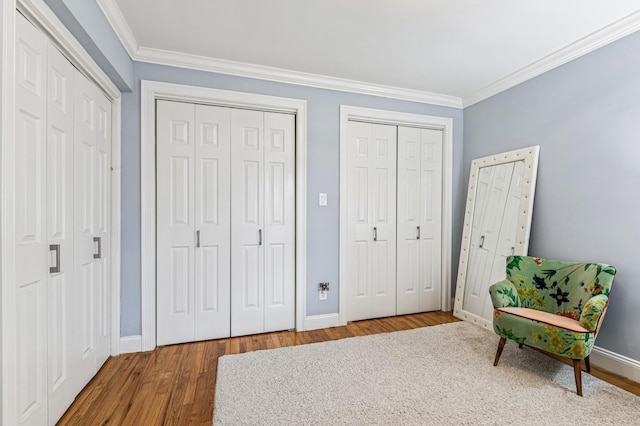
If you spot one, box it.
[319,193,327,206]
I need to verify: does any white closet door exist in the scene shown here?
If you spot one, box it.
[93,90,112,366]
[397,127,443,314]
[464,162,515,316]
[13,13,112,425]
[346,121,397,322]
[417,129,443,312]
[231,109,265,336]
[397,127,421,314]
[156,101,197,346]
[15,12,49,426]
[263,112,295,332]
[46,41,76,424]
[74,71,100,390]
[72,70,112,388]
[194,105,231,340]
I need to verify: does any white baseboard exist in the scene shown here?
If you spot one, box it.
[591,345,640,383]
[305,313,341,331]
[119,335,143,354]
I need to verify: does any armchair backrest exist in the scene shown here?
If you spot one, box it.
[505,256,616,320]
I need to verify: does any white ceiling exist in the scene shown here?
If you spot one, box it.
[110,0,640,104]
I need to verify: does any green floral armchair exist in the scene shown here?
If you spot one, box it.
[489,255,616,396]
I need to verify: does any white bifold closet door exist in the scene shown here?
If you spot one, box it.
[345,121,397,322]
[464,162,522,319]
[73,70,112,391]
[345,121,444,322]
[396,127,443,314]
[45,37,76,424]
[230,109,295,337]
[156,101,232,346]
[14,12,111,426]
[156,102,294,344]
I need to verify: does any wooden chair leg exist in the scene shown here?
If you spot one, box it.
[494,337,507,366]
[572,359,583,396]
[585,356,591,373]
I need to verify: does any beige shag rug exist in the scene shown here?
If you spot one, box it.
[214,321,639,425]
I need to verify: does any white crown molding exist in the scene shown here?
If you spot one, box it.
[96,0,138,58]
[134,46,463,108]
[93,0,462,107]
[97,0,640,109]
[463,10,640,107]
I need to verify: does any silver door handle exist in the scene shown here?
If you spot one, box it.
[416,226,420,240]
[373,227,377,241]
[93,237,101,259]
[49,244,60,273]
[196,230,201,248]
[479,235,485,249]
[259,229,262,246]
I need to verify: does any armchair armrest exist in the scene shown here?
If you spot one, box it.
[580,294,608,331]
[489,279,521,308]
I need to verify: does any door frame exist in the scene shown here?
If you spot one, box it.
[339,105,453,325]
[140,80,307,351]
[1,1,122,424]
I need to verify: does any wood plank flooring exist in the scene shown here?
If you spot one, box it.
[58,312,639,425]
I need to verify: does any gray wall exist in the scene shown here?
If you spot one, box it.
[120,62,464,336]
[43,0,134,91]
[464,31,640,361]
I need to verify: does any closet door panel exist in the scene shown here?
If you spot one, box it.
[397,127,443,314]
[46,41,76,424]
[157,101,197,345]
[346,121,396,321]
[346,121,373,321]
[94,91,111,366]
[194,105,231,340]
[418,129,442,311]
[263,112,295,332]
[370,125,397,318]
[74,72,99,391]
[15,13,48,425]
[231,109,265,337]
[397,127,421,314]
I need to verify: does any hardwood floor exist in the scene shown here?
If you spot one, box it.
[58,312,639,425]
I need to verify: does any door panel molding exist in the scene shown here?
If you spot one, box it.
[141,80,307,351]
[339,105,453,326]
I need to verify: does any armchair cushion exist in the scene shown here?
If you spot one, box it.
[497,307,590,333]
[493,308,595,359]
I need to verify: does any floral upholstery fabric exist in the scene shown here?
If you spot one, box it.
[489,256,615,360]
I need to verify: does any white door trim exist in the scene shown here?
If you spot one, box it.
[1,1,122,424]
[339,105,453,326]
[140,80,308,351]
